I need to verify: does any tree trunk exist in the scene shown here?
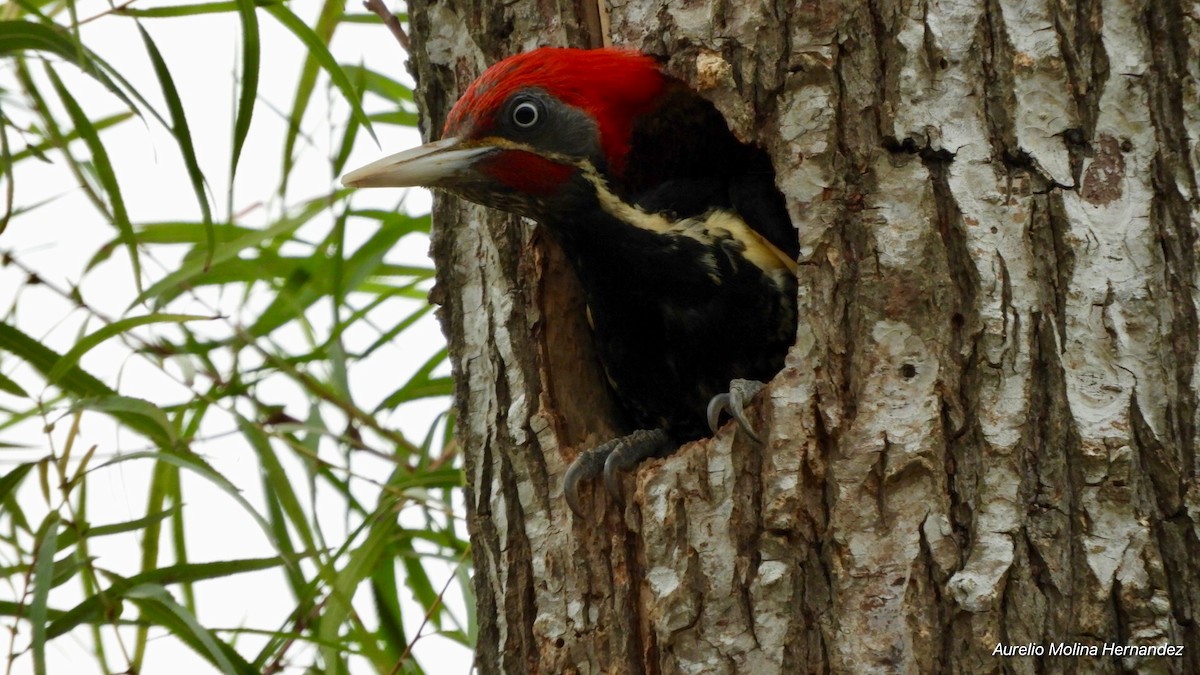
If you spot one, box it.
[404,0,1200,672]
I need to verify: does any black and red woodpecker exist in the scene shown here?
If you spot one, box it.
[344,48,797,515]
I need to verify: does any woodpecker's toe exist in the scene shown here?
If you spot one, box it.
[706,379,766,443]
[564,441,616,517]
[564,429,672,516]
[602,428,672,505]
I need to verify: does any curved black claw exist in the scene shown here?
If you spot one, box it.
[564,429,672,517]
[564,439,621,517]
[602,428,672,505]
[706,379,766,443]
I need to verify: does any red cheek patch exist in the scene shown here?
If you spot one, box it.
[478,151,575,196]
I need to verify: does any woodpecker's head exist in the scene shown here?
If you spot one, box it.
[343,48,665,217]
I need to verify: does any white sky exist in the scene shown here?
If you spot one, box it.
[0,2,473,672]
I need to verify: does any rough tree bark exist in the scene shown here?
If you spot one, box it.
[403,0,1200,672]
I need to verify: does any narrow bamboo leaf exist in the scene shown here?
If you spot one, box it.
[0,370,27,396]
[127,221,249,244]
[265,1,376,196]
[125,583,253,675]
[73,396,177,447]
[6,552,91,591]
[133,193,335,307]
[319,514,395,671]
[331,67,364,175]
[367,110,419,127]
[0,600,71,622]
[245,260,318,337]
[48,555,299,638]
[272,0,332,194]
[237,417,316,553]
[371,564,407,662]
[139,256,298,306]
[63,443,97,491]
[0,110,11,236]
[340,11,408,24]
[55,507,180,551]
[133,458,172,667]
[93,451,278,556]
[135,556,301,586]
[229,0,260,184]
[1,110,133,168]
[239,420,306,595]
[44,64,141,289]
[400,554,439,625]
[0,323,174,443]
[48,313,210,384]
[339,64,413,103]
[86,221,248,272]
[388,466,462,492]
[247,209,411,336]
[30,512,61,675]
[361,303,433,358]
[376,348,451,411]
[349,207,431,236]
[0,21,132,108]
[117,0,282,18]
[0,463,34,505]
[137,25,214,267]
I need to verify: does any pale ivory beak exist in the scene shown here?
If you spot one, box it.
[341,137,495,188]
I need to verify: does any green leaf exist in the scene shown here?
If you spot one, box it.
[49,556,300,639]
[376,348,452,411]
[367,110,419,127]
[370,560,407,663]
[0,463,34,503]
[0,21,132,108]
[137,256,300,306]
[73,396,177,447]
[247,207,418,337]
[47,313,210,384]
[116,0,283,18]
[339,64,413,103]
[44,64,141,290]
[30,512,61,675]
[318,513,395,671]
[133,192,336,308]
[2,112,133,169]
[54,507,181,552]
[0,323,175,444]
[265,1,376,196]
[125,583,256,674]
[340,11,408,24]
[0,370,27,396]
[93,451,278,556]
[137,24,214,268]
[229,0,261,185]
[237,417,316,554]
[129,221,252,244]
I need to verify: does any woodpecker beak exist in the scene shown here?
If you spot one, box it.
[342,137,497,188]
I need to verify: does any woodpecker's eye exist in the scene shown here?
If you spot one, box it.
[511,100,541,129]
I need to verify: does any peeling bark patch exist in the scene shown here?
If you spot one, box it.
[1080,134,1126,205]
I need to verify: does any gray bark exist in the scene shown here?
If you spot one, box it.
[404,0,1200,672]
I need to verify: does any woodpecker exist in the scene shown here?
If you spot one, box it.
[344,48,797,515]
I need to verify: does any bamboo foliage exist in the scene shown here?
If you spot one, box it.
[0,4,470,674]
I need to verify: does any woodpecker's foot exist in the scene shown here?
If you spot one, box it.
[564,428,672,517]
[706,379,766,443]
